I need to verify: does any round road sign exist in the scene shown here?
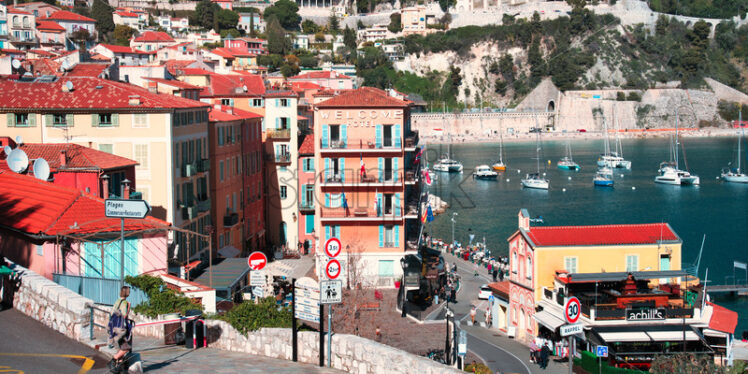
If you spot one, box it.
[565,297,581,324]
[248,251,267,271]
[325,259,341,279]
[324,238,342,258]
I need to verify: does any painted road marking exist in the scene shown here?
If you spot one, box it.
[0,353,95,374]
[465,334,532,374]
[0,365,24,373]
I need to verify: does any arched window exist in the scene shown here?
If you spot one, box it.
[511,251,518,273]
[13,16,19,27]
[526,256,532,280]
[22,16,29,28]
[547,100,555,112]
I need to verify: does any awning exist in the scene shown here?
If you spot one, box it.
[598,328,700,343]
[534,310,566,331]
[707,302,738,334]
[599,332,651,342]
[647,330,699,341]
[218,245,240,258]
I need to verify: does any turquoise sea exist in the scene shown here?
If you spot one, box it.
[423,136,748,334]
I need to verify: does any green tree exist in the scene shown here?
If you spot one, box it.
[215,9,239,31]
[302,19,319,34]
[357,20,365,29]
[266,16,291,54]
[388,13,401,33]
[343,26,357,50]
[191,0,220,30]
[499,54,514,82]
[263,0,301,30]
[113,25,136,46]
[91,0,114,40]
[438,0,455,12]
[495,79,508,95]
[655,15,669,36]
[357,0,370,13]
[329,14,340,33]
[715,21,737,51]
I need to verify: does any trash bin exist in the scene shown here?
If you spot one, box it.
[185,318,205,349]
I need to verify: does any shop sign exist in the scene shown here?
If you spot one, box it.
[626,307,666,321]
[403,271,420,288]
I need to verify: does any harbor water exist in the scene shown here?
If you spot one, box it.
[424,136,748,333]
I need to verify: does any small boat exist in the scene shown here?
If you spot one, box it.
[593,172,614,187]
[493,117,507,171]
[597,111,632,169]
[721,111,748,183]
[654,116,699,186]
[558,141,580,170]
[473,165,498,179]
[434,157,463,173]
[522,123,549,190]
[598,166,613,175]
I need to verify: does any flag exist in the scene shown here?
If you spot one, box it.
[422,169,432,186]
[426,204,434,222]
[342,191,348,209]
[735,261,748,270]
[360,154,365,179]
[421,209,428,223]
[414,146,425,164]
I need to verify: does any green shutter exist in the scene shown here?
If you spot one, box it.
[394,226,399,247]
[393,158,398,182]
[6,114,14,127]
[394,193,401,216]
[325,226,330,241]
[339,157,345,183]
[378,158,384,182]
[45,114,54,127]
[112,113,119,127]
[378,225,384,247]
[66,114,74,127]
[29,114,36,127]
[92,114,99,127]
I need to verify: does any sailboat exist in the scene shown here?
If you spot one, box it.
[654,113,700,186]
[433,107,463,173]
[597,110,632,169]
[593,170,614,187]
[493,117,507,171]
[721,111,748,183]
[522,120,549,190]
[557,141,580,170]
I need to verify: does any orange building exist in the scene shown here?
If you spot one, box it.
[313,87,421,287]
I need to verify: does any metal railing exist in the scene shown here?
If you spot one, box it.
[53,273,149,307]
[320,207,403,218]
[266,129,290,139]
[321,172,404,185]
[197,159,210,173]
[223,212,239,227]
[320,138,403,151]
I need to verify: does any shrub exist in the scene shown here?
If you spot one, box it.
[717,100,748,122]
[126,275,202,318]
[616,92,626,101]
[214,297,292,335]
[464,362,491,374]
[626,92,641,101]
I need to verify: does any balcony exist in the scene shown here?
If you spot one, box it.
[266,153,292,164]
[182,205,196,220]
[197,159,210,173]
[320,207,403,221]
[299,202,314,212]
[197,196,210,212]
[320,172,404,186]
[266,128,290,140]
[404,131,419,149]
[320,138,402,153]
[181,163,196,178]
[9,35,37,44]
[223,212,239,227]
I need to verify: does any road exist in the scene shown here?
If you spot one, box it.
[0,308,110,374]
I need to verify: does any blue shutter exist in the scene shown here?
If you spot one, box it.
[341,124,347,148]
[229,98,235,107]
[340,157,345,183]
[393,158,398,182]
[324,158,330,181]
[394,193,401,216]
[326,193,331,207]
[301,184,307,207]
[334,226,340,238]
[325,226,331,241]
[306,214,315,234]
[378,157,384,182]
[322,125,329,148]
[375,125,382,148]
[376,193,383,217]
[275,99,279,107]
[394,124,401,147]
[394,226,400,248]
[378,225,384,247]
[275,117,279,129]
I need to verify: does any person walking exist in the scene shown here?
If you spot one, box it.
[108,286,132,371]
[470,306,477,325]
[484,306,491,327]
[540,343,551,369]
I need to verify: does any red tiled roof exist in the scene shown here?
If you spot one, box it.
[1,49,26,56]
[179,68,214,76]
[7,7,33,15]
[0,171,168,236]
[263,90,298,98]
[66,63,109,77]
[290,71,352,80]
[26,59,61,77]
[43,10,96,22]
[231,107,262,119]
[210,48,236,59]
[519,223,680,247]
[0,143,137,172]
[707,302,738,334]
[29,49,57,56]
[209,106,262,122]
[298,133,315,155]
[114,11,138,17]
[89,53,112,61]
[36,20,66,32]
[97,43,152,55]
[144,77,201,90]
[0,76,209,110]
[133,31,175,43]
[316,87,409,108]
[200,73,265,97]
[291,81,323,91]
[164,60,201,75]
[487,281,510,297]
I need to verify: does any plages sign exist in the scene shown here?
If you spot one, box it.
[319,109,404,126]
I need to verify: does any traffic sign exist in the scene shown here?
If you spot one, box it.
[488,294,494,303]
[560,323,584,337]
[295,310,320,323]
[250,270,265,286]
[458,330,467,356]
[596,345,608,358]
[324,238,342,258]
[295,295,320,309]
[252,286,264,298]
[325,259,341,279]
[320,280,342,304]
[105,199,150,219]
[564,297,581,324]
[248,251,267,271]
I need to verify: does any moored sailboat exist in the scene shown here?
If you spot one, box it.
[721,111,748,183]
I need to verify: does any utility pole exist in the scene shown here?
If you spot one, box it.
[451,212,457,247]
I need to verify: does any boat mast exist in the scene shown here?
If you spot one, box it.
[738,109,743,173]
[499,117,504,164]
[602,110,611,156]
[675,111,680,169]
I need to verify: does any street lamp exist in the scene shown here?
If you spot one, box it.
[451,213,458,247]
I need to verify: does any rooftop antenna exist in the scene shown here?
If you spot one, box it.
[33,158,50,181]
[6,149,29,173]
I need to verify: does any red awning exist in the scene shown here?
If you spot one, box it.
[184,260,201,272]
[707,302,738,334]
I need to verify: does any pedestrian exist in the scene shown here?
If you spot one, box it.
[529,340,539,363]
[540,343,551,369]
[470,306,476,324]
[375,326,381,341]
[498,268,504,282]
[492,268,498,282]
[108,286,132,371]
[485,306,491,327]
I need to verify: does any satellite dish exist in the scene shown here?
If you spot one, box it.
[242,85,248,92]
[66,81,74,91]
[11,59,21,69]
[33,158,50,181]
[7,149,29,173]
[3,146,11,155]
[61,60,70,71]
[15,135,23,146]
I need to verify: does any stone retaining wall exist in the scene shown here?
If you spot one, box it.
[2,258,93,341]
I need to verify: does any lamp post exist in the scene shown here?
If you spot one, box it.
[400,257,407,318]
[451,212,458,247]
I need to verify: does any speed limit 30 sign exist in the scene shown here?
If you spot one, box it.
[564,297,581,324]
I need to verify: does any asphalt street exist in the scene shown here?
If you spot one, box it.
[0,308,110,374]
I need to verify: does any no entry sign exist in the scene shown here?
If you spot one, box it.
[565,297,581,324]
[324,238,342,258]
[325,259,341,279]
[248,251,267,271]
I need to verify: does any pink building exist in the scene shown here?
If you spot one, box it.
[297,133,315,254]
[288,70,354,90]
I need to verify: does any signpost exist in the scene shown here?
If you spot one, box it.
[596,345,608,373]
[322,237,343,368]
[293,277,321,363]
[320,280,342,304]
[324,238,342,258]
[105,198,150,288]
[563,297,582,374]
[248,251,267,271]
[250,270,265,287]
[325,259,341,280]
[565,297,581,324]
[252,286,264,298]
[560,323,583,337]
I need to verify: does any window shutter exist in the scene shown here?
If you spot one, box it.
[325,193,330,207]
[275,117,279,129]
[229,99,234,107]
[92,114,99,127]
[376,193,382,217]
[375,125,382,148]
[66,114,74,127]
[393,158,398,182]
[339,157,345,183]
[378,158,384,182]
[324,158,330,181]
[341,124,347,147]
[300,185,307,207]
[325,225,330,241]
[275,99,279,107]
[321,125,329,148]
[394,193,401,216]
[45,114,53,127]
[394,226,399,248]
[29,114,36,127]
[378,225,384,247]
[394,124,401,147]
[112,113,119,127]
[335,226,340,238]
[6,114,14,127]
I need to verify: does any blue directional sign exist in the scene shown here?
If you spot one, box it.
[596,345,608,358]
[488,295,494,303]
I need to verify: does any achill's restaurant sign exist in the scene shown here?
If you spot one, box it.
[626,307,666,321]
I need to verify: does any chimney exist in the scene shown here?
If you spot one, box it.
[128,95,141,106]
[59,150,67,167]
[147,81,158,94]
[518,209,530,231]
[121,178,131,199]
[101,175,110,199]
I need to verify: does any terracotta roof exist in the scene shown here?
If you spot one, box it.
[97,43,153,55]
[0,171,168,236]
[28,49,58,56]
[43,10,96,22]
[178,68,214,76]
[0,143,137,172]
[7,7,33,15]
[1,49,26,56]
[133,31,175,43]
[291,81,323,91]
[290,71,352,80]
[263,90,298,98]
[114,11,138,17]
[487,281,510,297]
[200,73,265,97]
[315,87,409,108]
[0,76,209,111]
[26,59,61,76]
[144,77,201,90]
[66,63,109,77]
[36,20,66,32]
[210,48,236,59]
[209,106,262,122]
[298,134,315,155]
[518,223,680,247]
[707,302,738,334]
[89,53,112,61]
[164,60,201,75]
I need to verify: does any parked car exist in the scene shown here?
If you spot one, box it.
[478,284,492,300]
[577,129,587,133]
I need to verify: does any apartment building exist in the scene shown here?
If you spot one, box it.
[313,87,421,287]
[7,7,36,50]
[298,133,315,254]
[0,76,212,264]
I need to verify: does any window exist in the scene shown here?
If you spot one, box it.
[98,144,113,154]
[280,186,287,200]
[279,117,289,130]
[219,160,224,181]
[384,158,393,181]
[52,114,67,126]
[22,16,29,28]
[36,244,43,256]
[512,251,518,273]
[280,98,289,107]
[564,257,578,274]
[135,144,149,170]
[221,99,231,106]
[218,127,224,146]
[384,194,393,215]
[133,113,148,128]
[14,113,29,126]
[303,158,315,172]
[626,255,639,272]
[13,16,19,27]
[252,98,263,107]
[383,125,393,147]
[99,113,113,126]
[384,225,394,247]
[526,256,532,280]
[378,260,395,277]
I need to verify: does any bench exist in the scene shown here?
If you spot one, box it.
[358,302,381,312]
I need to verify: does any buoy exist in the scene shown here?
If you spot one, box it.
[562,188,566,192]
[568,176,572,180]
[542,172,546,176]
[548,160,551,165]
[506,179,510,182]
[517,169,521,174]
[632,186,636,190]
[715,176,720,180]
[620,174,624,178]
